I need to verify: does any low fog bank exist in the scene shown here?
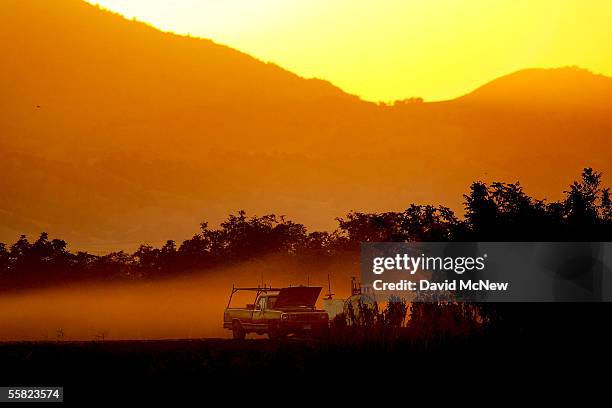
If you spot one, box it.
[0,255,356,341]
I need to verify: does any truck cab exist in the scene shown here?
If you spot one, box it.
[223,286,329,340]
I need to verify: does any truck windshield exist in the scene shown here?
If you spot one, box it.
[267,296,278,309]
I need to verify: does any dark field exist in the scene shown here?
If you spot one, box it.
[1,326,608,403]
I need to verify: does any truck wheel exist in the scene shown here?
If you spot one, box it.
[314,326,330,341]
[268,325,285,341]
[232,321,246,340]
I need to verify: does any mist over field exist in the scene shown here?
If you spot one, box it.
[0,255,355,341]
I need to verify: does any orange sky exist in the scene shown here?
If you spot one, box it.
[2,0,612,253]
[86,0,612,102]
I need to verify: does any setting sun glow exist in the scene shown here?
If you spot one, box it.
[85,0,612,102]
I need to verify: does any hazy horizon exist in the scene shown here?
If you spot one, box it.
[2,0,611,252]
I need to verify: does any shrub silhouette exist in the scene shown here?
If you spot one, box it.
[1,168,610,289]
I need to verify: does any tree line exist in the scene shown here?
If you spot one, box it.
[1,168,611,290]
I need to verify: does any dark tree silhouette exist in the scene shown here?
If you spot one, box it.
[1,168,611,290]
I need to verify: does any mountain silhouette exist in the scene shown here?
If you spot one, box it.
[1,0,611,251]
[458,67,612,111]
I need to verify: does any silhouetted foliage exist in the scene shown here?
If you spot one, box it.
[1,168,610,290]
[408,301,483,340]
[328,296,410,345]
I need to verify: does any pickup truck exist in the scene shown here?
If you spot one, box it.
[223,286,329,340]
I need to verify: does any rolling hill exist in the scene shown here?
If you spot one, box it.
[1,0,611,251]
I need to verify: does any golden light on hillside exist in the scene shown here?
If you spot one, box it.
[1,0,612,252]
[87,0,612,102]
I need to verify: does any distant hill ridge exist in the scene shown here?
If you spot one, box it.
[1,0,611,251]
[458,67,612,108]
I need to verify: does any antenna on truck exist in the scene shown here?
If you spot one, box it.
[324,273,334,300]
[351,276,361,296]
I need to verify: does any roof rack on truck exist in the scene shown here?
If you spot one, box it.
[226,284,282,308]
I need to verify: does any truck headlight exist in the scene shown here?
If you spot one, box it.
[281,313,289,320]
